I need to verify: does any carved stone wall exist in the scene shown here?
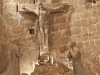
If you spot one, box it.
[52,0,100,74]
[0,0,3,33]
[1,0,100,75]
[0,0,8,74]
[2,0,72,74]
[49,12,71,58]
[60,0,100,75]
[2,0,39,75]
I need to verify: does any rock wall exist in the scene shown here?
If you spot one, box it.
[52,0,100,74]
[2,0,72,74]
[1,0,100,75]
[0,0,8,74]
[2,0,39,74]
[49,11,72,62]
[31,63,73,75]
[59,0,100,75]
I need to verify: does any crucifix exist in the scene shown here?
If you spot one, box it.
[16,2,72,56]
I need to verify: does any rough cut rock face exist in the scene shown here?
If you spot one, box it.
[0,0,100,75]
[31,63,73,75]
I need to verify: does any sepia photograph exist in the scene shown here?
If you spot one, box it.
[0,0,100,75]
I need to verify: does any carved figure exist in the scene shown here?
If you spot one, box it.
[21,3,65,51]
[68,42,93,75]
[1,44,23,75]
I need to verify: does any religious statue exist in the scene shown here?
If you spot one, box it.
[21,3,65,52]
[38,53,50,65]
[0,42,23,75]
[68,42,93,75]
